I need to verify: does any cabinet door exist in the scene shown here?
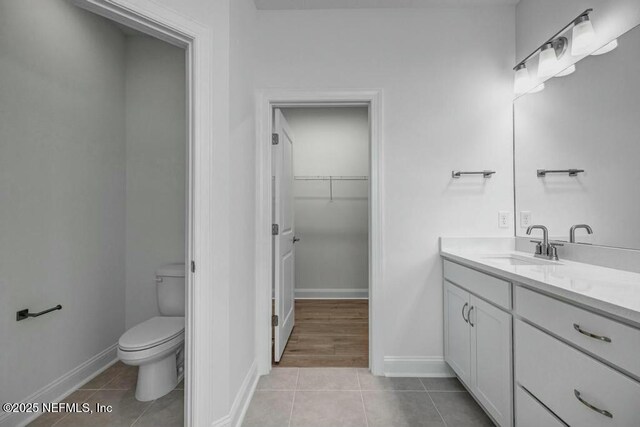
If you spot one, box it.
[444,281,471,385]
[470,296,513,427]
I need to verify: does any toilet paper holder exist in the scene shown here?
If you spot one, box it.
[16,304,62,321]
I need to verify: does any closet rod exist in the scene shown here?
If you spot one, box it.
[294,175,368,181]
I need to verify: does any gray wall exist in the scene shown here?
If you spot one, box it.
[0,0,126,405]
[124,35,186,329]
[283,107,369,297]
[228,0,258,402]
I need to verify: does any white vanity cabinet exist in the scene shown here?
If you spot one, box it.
[444,281,472,385]
[441,253,640,427]
[514,286,640,426]
[444,261,513,427]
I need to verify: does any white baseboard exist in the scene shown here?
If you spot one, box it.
[1,344,118,427]
[383,356,454,378]
[231,360,258,427]
[211,415,231,427]
[295,288,369,299]
[211,359,258,427]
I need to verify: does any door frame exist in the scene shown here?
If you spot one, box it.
[72,1,215,425]
[255,90,385,375]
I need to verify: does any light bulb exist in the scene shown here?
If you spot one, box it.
[572,15,596,56]
[592,39,618,55]
[514,64,531,95]
[556,64,576,77]
[538,42,559,78]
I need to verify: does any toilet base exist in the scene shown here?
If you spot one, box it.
[135,352,178,401]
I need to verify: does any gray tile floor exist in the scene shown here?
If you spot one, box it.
[243,368,494,427]
[27,362,183,427]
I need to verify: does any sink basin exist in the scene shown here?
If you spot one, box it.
[481,255,558,266]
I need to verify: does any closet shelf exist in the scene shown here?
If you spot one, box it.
[294,175,368,181]
[294,175,368,201]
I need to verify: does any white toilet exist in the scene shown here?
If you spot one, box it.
[118,263,185,401]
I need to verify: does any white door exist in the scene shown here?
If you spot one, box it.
[272,108,296,362]
[444,281,471,385]
[470,295,513,427]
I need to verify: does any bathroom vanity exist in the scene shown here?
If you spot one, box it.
[440,238,640,427]
[442,14,640,427]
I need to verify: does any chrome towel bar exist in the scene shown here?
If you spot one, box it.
[16,305,62,321]
[451,170,496,179]
[537,169,584,177]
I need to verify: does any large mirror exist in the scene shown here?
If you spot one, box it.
[514,23,640,250]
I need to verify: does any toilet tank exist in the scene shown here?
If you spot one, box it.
[156,263,185,316]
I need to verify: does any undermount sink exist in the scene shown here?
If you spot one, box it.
[481,255,558,266]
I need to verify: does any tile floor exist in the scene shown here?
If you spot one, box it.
[27,362,183,427]
[243,368,494,427]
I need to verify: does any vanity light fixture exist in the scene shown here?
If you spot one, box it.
[537,38,568,78]
[571,13,596,56]
[591,39,618,56]
[513,9,593,94]
[514,63,532,94]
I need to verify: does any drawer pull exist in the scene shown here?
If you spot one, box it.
[574,389,613,419]
[573,323,612,343]
[462,303,469,323]
[468,306,475,327]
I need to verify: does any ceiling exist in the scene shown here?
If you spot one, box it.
[254,0,519,10]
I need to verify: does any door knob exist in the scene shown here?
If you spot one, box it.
[293,236,300,243]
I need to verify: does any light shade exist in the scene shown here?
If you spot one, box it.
[572,15,596,56]
[538,43,559,78]
[514,64,531,94]
[556,64,576,77]
[592,39,618,55]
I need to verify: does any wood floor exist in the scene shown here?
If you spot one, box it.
[274,299,369,367]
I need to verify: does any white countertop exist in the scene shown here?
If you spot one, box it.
[440,238,640,327]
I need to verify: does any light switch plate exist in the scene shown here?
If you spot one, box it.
[498,211,510,229]
[520,211,532,228]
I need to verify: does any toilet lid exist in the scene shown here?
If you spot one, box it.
[119,316,184,351]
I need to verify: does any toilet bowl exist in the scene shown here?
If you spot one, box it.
[118,263,185,401]
[118,316,184,401]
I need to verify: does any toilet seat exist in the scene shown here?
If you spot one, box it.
[119,316,184,352]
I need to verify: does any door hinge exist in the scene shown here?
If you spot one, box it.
[272,315,279,326]
[191,261,196,273]
[272,133,279,145]
[272,224,279,235]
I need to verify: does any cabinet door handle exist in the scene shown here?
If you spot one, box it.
[574,389,613,419]
[468,306,475,327]
[573,324,612,343]
[461,302,469,323]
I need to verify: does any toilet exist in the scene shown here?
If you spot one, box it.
[118,263,185,402]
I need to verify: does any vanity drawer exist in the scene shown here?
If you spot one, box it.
[515,385,566,427]
[515,286,640,378]
[515,319,640,426]
[443,260,511,309]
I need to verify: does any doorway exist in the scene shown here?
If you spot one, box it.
[272,107,370,367]
[71,1,219,424]
[256,90,384,376]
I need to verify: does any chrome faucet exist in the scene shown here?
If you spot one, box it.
[526,225,562,261]
[570,224,593,243]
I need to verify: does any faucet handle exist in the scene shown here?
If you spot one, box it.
[549,242,563,261]
[530,240,543,255]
